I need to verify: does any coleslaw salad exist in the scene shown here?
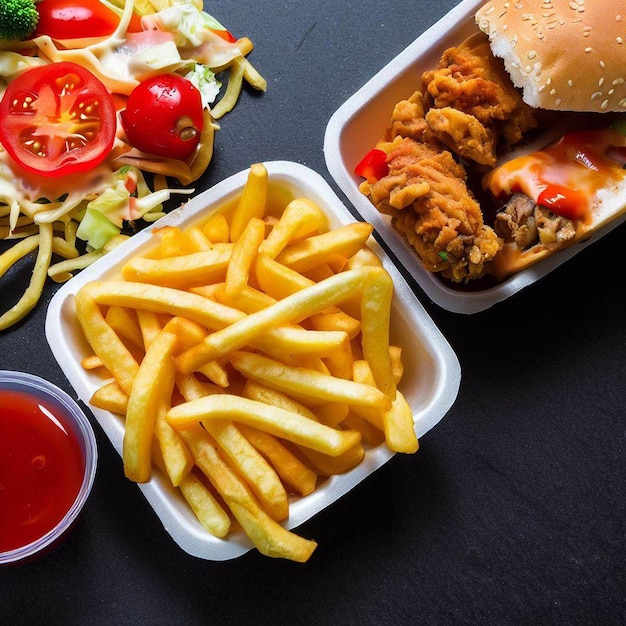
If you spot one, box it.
[0,0,266,330]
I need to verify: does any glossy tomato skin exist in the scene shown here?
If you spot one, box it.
[33,0,143,39]
[121,74,204,160]
[0,62,116,177]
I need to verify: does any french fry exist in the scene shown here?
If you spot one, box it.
[299,442,365,477]
[275,222,373,273]
[240,380,362,476]
[180,424,317,562]
[105,306,144,350]
[167,393,362,457]
[124,330,177,483]
[214,283,276,312]
[175,371,288,519]
[382,390,419,454]
[155,401,194,487]
[346,245,383,270]
[202,212,230,243]
[177,471,231,538]
[136,309,164,349]
[90,381,129,415]
[230,351,392,412]
[75,289,139,395]
[254,253,314,299]
[175,267,384,372]
[389,345,404,384]
[81,354,105,371]
[360,266,396,400]
[78,280,245,330]
[341,412,386,448]
[229,163,267,242]
[224,217,266,298]
[203,419,289,521]
[258,198,328,259]
[152,444,230,538]
[309,309,361,339]
[121,247,233,288]
[236,424,318,496]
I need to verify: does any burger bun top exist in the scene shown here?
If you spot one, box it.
[475,0,626,113]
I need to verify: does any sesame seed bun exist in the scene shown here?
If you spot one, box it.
[475,0,626,113]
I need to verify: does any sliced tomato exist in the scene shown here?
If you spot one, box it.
[33,0,143,39]
[0,62,116,177]
[210,28,237,43]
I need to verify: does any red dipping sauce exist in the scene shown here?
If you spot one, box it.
[0,388,87,554]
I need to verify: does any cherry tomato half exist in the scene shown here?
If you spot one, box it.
[0,62,117,177]
[121,74,204,161]
[33,0,143,39]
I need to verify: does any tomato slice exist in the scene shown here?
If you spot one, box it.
[0,62,116,177]
[33,0,143,39]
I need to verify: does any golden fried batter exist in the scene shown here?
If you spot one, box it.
[422,33,537,153]
[365,136,501,282]
[359,32,538,282]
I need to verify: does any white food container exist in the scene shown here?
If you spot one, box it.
[324,0,626,314]
[46,161,461,560]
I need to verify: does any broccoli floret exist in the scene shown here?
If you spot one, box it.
[0,0,39,40]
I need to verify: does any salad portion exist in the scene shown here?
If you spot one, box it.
[0,0,266,330]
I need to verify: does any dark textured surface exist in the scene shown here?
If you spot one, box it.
[1,1,625,624]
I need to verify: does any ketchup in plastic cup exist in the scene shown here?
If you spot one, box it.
[0,371,97,564]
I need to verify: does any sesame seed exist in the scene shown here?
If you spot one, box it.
[601,100,609,110]
[555,98,562,105]
[591,92,603,100]
[613,78,625,85]
[485,5,495,15]
[619,98,626,108]
[599,61,605,69]
[617,37,624,44]
[609,89,615,96]
[528,51,537,59]
[550,88,557,95]
[599,78,605,87]
[567,80,573,87]
[584,47,593,53]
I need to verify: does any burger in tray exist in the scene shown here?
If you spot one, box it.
[355,0,626,285]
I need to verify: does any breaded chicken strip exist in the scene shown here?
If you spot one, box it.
[364,136,501,282]
[422,32,537,158]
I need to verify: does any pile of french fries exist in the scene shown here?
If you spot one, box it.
[75,163,419,562]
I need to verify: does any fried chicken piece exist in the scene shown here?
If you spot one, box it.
[422,33,537,161]
[425,106,497,166]
[390,91,431,142]
[368,136,501,282]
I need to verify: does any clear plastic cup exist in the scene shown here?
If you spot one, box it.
[0,370,98,565]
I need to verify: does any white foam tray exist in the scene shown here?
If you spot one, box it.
[46,161,461,560]
[324,0,626,314]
